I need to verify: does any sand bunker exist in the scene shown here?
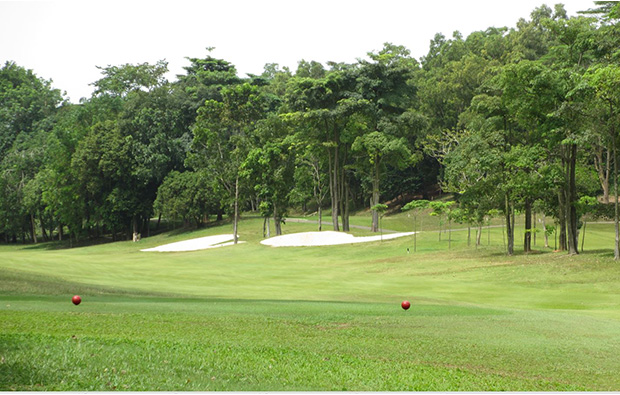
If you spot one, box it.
[141,234,245,252]
[142,230,414,251]
[260,231,415,247]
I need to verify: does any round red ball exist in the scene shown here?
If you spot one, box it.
[72,295,81,305]
[401,300,411,310]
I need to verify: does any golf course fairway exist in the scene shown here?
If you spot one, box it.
[1,218,619,390]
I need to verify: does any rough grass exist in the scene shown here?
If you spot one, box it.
[1,216,619,390]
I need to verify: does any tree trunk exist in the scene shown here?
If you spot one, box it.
[328,146,339,232]
[274,202,282,236]
[338,145,350,232]
[233,176,239,244]
[614,140,619,260]
[274,218,282,235]
[505,193,514,256]
[542,214,549,248]
[524,198,532,253]
[132,216,139,242]
[558,189,567,251]
[41,222,48,242]
[342,176,350,231]
[594,140,611,204]
[487,218,491,246]
[448,218,452,250]
[40,211,48,242]
[413,214,418,252]
[477,225,482,246]
[581,220,587,253]
[30,214,38,244]
[533,212,536,246]
[318,206,322,231]
[338,174,346,232]
[566,143,579,255]
[371,160,380,233]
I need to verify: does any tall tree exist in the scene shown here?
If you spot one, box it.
[0,61,63,158]
[283,66,357,231]
[353,43,420,232]
[243,116,296,235]
[584,64,620,259]
[0,62,63,242]
[190,82,267,243]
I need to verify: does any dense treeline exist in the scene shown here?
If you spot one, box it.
[1,2,619,257]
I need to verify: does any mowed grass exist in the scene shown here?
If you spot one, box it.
[1,216,620,390]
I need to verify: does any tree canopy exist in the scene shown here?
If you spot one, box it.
[2,4,620,259]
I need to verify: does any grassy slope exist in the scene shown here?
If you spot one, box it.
[1,216,619,390]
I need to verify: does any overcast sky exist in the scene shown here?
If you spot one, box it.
[1,0,596,103]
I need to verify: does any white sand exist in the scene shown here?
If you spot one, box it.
[142,230,414,252]
[260,230,415,247]
[141,234,245,252]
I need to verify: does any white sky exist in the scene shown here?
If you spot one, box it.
[1,0,595,103]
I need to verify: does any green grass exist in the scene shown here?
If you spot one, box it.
[1,216,620,390]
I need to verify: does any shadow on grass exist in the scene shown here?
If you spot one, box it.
[20,237,115,251]
[161,218,231,239]
[0,334,65,391]
[484,247,617,260]
[14,219,231,251]
[0,268,187,299]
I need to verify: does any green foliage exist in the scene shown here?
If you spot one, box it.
[1,3,620,257]
[176,50,241,113]
[428,200,454,216]
[402,199,430,212]
[93,60,169,97]
[370,203,388,214]
[154,171,220,226]
[0,61,63,157]
[241,116,297,229]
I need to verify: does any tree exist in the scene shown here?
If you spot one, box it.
[353,43,420,232]
[154,170,221,227]
[92,60,168,97]
[0,62,63,242]
[0,61,63,158]
[576,195,597,252]
[283,67,358,231]
[402,199,429,252]
[544,15,599,255]
[71,120,138,240]
[584,64,620,259]
[289,127,329,230]
[242,115,296,236]
[190,82,267,244]
[504,144,548,252]
[118,82,192,237]
[429,201,455,244]
[439,127,503,247]
[352,131,414,232]
[370,203,388,241]
[175,49,241,123]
